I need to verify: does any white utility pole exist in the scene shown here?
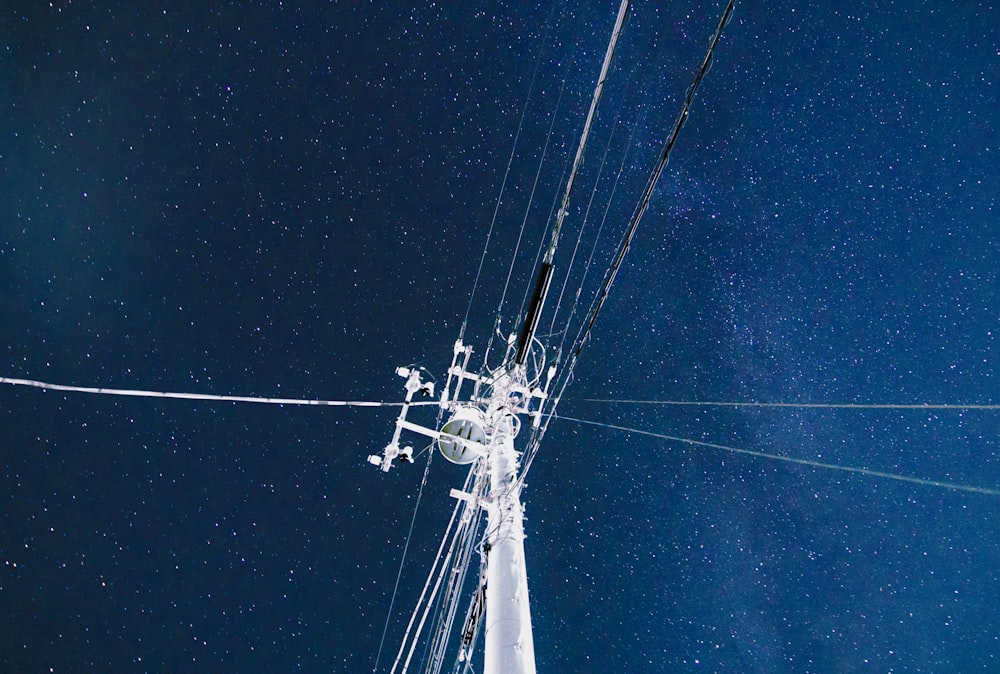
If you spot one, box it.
[483,383,536,674]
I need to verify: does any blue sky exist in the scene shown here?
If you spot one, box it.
[2,1,997,671]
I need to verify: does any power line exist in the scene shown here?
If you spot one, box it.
[459,0,561,343]
[0,377,439,408]
[520,0,738,484]
[373,441,437,674]
[542,0,631,267]
[569,398,1000,411]
[561,0,736,385]
[556,414,1000,497]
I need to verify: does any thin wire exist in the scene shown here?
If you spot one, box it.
[555,414,1000,497]
[398,521,463,674]
[548,67,638,338]
[561,0,737,387]
[484,59,574,367]
[0,376,440,408]
[521,0,738,484]
[374,446,437,673]
[499,60,572,323]
[541,0,631,267]
[515,104,576,329]
[399,467,483,674]
[389,467,475,674]
[459,1,561,341]
[552,100,647,353]
[423,484,485,674]
[569,398,1000,410]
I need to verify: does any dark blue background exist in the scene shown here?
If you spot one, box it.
[2,1,997,671]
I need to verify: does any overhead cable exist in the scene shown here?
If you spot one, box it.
[543,0,631,266]
[522,0,738,483]
[0,376,438,408]
[570,398,1000,410]
[556,414,1000,497]
[565,0,736,379]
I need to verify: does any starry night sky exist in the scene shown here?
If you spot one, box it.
[2,1,998,672]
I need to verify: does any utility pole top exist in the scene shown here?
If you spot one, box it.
[370,337,550,673]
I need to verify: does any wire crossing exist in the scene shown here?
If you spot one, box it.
[565,0,736,376]
[519,0,738,485]
[556,414,1000,497]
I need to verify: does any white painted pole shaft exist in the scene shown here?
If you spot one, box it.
[484,433,536,674]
